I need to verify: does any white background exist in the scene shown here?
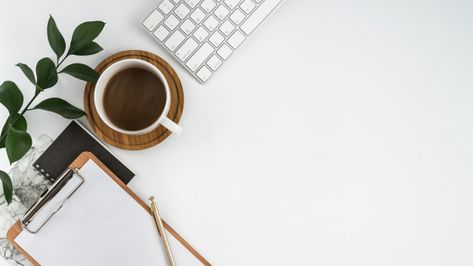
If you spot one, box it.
[1,0,473,265]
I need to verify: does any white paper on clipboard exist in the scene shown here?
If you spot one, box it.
[15,160,202,266]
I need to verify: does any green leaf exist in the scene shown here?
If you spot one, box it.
[68,21,105,55]
[61,63,99,83]
[0,81,23,115]
[16,63,36,85]
[72,41,103,56]
[6,126,32,164]
[47,15,66,60]
[0,114,27,148]
[33,97,86,119]
[0,170,13,204]
[36,57,58,89]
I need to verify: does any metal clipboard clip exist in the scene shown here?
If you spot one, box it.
[21,168,84,234]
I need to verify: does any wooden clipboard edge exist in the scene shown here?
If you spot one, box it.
[7,151,211,266]
[7,220,39,265]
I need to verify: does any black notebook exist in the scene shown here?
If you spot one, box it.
[33,121,134,184]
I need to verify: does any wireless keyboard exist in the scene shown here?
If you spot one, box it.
[143,0,284,83]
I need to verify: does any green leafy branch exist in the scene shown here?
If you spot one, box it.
[0,16,105,204]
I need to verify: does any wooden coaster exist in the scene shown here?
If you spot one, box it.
[84,50,184,150]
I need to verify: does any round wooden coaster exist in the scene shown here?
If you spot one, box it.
[84,50,184,150]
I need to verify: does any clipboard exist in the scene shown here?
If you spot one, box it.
[7,151,210,265]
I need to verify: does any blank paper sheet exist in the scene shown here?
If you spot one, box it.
[15,160,202,265]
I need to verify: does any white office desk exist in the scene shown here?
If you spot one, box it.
[1,1,473,265]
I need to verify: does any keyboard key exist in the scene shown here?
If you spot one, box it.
[172,0,181,3]
[159,0,175,14]
[193,26,209,42]
[153,25,170,41]
[175,3,191,19]
[186,42,214,71]
[203,15,219,31]
[227,30,245,49]
[241,0,282,35]
[201,0,217,13]
[219,20,235,36]
[207,55,222,70]
[143,9,164,31]
[209,31,224,46]
[184,0,199,8]
[217,43,233,60]
[229,9,245,24]
[175,37,199,61]
[214,5,230,20]
[164,14,180,30]
[240,0,256,14]
[180,19,196,34]
[165,30,185,51]
[196,66,212,81]
[224,0,241,9]
[190,8,206,24]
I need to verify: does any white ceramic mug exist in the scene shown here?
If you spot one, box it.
[94,59,182,135]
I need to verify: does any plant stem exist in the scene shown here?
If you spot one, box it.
[56,56,67,70]
[20,91,40,115]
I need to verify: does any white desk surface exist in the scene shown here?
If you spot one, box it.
[1,0,473,265]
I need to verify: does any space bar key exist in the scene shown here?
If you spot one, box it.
[241,0,283,35]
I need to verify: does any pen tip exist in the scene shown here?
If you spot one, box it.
[149,196,155,201]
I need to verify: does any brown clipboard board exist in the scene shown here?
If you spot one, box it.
[7,151,210,265]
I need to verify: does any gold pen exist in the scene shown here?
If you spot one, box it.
[149,196,176,266]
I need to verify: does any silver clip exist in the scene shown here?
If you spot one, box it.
[21,168,84,234]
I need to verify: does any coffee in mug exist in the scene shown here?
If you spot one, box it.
[103,68,166,131]
[94,59,182,135]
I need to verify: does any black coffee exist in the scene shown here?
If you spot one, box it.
[103,67,166,131]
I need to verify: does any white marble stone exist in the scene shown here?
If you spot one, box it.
[0,135,52,266]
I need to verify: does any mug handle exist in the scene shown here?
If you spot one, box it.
[161,117,182,134]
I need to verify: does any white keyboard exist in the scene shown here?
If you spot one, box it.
[143,0,284,83]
